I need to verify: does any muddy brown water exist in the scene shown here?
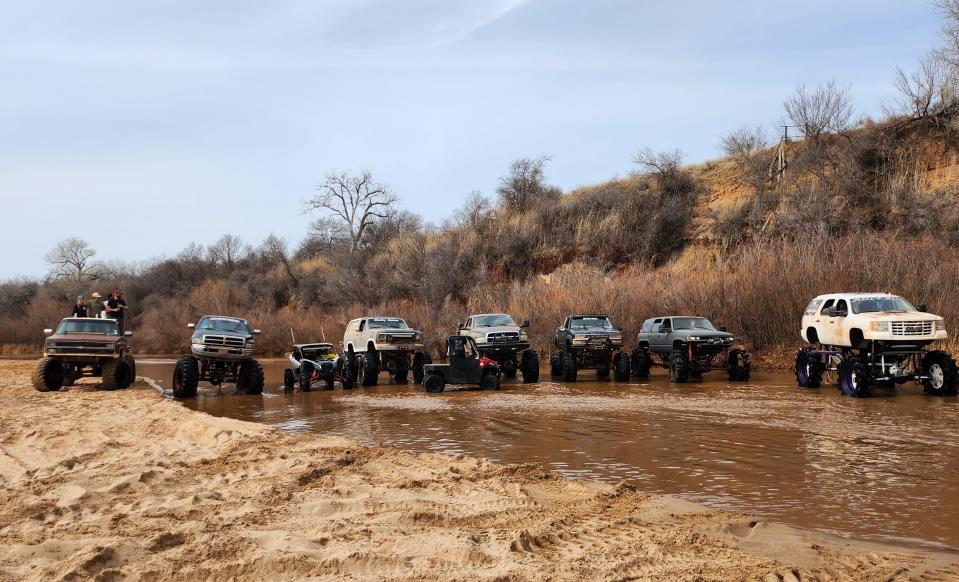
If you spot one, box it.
[138,358,959,549]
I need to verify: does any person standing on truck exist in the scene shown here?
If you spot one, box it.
[105,288,128,333]
[87,291,104,319]
[71,296,88,317]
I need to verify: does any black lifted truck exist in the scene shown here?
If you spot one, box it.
[457,313,539,383]
[422,335,502,393]
[631,316,750,383]
[549,314,630,382]
[284,342,354,392]
[33,317,136,392]
[172,315,264,398]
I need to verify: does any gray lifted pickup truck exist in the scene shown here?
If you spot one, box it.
[172,315,264,398]
[550,314,630,382]
[632,316,750,383]
[457,313,539,383]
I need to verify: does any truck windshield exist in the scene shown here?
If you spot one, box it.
[473,314,515,327]
[368,318,408,330]
[56,319,119,336]
[672,317,716,331]
[851,297,916,314]
[198,317,250,334]
[570,317,613,329]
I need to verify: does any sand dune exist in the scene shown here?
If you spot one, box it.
[1,360,957,581]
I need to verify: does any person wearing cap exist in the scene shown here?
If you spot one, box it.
[105,288,128,333]
[87,292,104,319]
[71,296,88,317]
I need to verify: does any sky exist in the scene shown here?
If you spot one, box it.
[0,0,941,279]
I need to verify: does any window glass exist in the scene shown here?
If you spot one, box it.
[804,299,823,316]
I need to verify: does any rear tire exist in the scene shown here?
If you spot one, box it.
[325,378,335,390]
[238,360,264,395]
[339,358,354,390]
[631,348,651,379]
[561,350,578,382]
[423,372,445,393]
[838,356,872,398]
[481,372,500,391]
[299,362,313,392]
[921,350,958,396]
[32,357,64,392]
[172,355,199,398]
[727,349,751,382]
[502,358,518,379]
[283,368,295,392]
[358,353,379,386]
[613,352,630,381]
[123,355,137,382]
[795,348,824,388]
[669,349,690,383]
[596,365,610,379]
[390,358,409,383]
[550,352,561,377]
[412,351,431,384]
[520,350,540,383]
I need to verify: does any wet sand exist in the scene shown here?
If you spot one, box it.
[2,360,959,581]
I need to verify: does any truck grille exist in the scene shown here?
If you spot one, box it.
[50,341,114,353]
[587,335,609,347]
[203,335,246,348]
[379,333,417,344]
[487,332,519,343]
[891,321,933,336]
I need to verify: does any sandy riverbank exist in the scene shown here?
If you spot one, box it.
[1,361,957,581]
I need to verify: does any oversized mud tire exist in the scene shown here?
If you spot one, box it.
[561,350,578,382]
[101,358,133,391]
[325,378,335,390]
[921,350,959,396]
[596,365,610,379]
[358,353,379,387]
[412,351,431,384]
[238,360,265,395]
[32,357,64,392]
[481,372,501,391]
[501,359,518,379]
[550,352,562,377]
[299,362,313,392]
[284,368,295,392]
[668,349,690,383]
[340,358,355,390]
[423,372,445,393]
[838,356,872,398]
[631,348,651,379]
[613,352,630,382]
[123,355,137,382]
[795,348,824,388]
[520,350,540,383]
[172,355,199,398]
[389,358,409,383]
[727,349,751,382]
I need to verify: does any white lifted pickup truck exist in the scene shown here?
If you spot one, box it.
[795,292,955,397]
[342,316,431,386]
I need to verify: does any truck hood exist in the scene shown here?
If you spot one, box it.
[857,312,942,321]
[569,327,620,335]
[676,330,734,340]
[192,330,254,340]
[471,325,521,335]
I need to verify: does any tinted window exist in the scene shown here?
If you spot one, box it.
[198,317,250,334]
[56,319,119,336]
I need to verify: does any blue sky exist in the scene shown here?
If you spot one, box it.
[0,0,940,278]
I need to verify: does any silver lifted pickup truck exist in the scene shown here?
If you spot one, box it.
[457,313,539,383]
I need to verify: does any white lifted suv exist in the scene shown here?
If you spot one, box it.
[342,316,431,386]
[796,292,956,397]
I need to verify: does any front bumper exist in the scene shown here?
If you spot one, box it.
[864,330,947,342]
[191,344,254,360]
[477,342,530,358]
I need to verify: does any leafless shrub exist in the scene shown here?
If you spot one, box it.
[887,53,959,121]
[784,79,855,140]
[632,148,694,196]
[720,126,773,225]
[496,157,561,211]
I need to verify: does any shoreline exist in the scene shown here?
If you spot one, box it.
[1,360,957,580]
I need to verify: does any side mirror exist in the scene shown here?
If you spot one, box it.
[253,329,261,335]
[187,323,195,329]
[719,326,728,332]
[124,331,133,337]
[458,323,465,331]
[825,307,837,317]
[919,304,928,313]
[521,320,530,328]
[43,328,53,335]
[616,327,623,332]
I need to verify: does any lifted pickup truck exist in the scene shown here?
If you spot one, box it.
[457,313,538,383]
[550,314,630,382]
[172,315,263,398]
[33,317,135,392]
[632,316,750,383]
[343,316,432,386]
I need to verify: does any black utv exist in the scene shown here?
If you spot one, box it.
[422,335,502,393]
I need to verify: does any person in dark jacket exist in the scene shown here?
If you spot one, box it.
[71,296,88,317]
[105,288,128,333]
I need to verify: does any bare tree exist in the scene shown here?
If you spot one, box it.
[887,53,958,120]
[208,234,245,270]
[783,79,855,141]
[44,237,99,282]
[259,234,298,287]
[452,190,493,229]
[305,169,397,256]
[632,148,693,196]
[936,0,959,67]
[496,156,560,211]
[720,126,773,224]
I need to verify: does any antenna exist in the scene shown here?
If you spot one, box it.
[290,327,297,345]
[321,325,326,342]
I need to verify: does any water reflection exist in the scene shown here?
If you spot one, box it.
[139,359,959,548]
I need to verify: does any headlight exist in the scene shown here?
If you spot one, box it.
[191,337,203,345]
[572,335,588,345]
[377,333,388,342]
[415,332,423,341]
[47,348,56,353]
[687,336,701,341]
[936,320,945,332]
[519,332,528,341]
[475,336,487,344]
[870,321,890,332]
